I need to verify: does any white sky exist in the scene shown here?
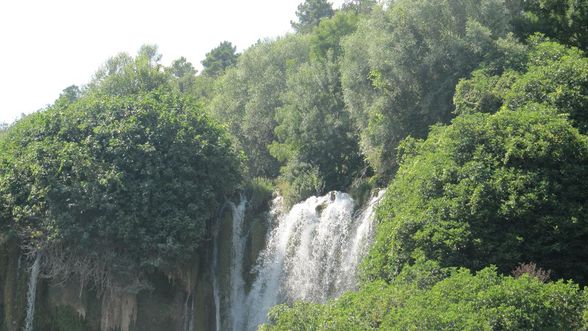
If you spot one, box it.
[0,0,345,124]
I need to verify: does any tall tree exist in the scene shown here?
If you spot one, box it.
[201,41,239,77]
[209,35,311,179]
[291,0,335,33]
[270,57,364,204]
[341,0,512,182]
[167,56,197,93]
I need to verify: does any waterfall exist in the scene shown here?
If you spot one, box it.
[24,252,42,331]
[338,189,386,291]
[212,207,221,331]
[182,292,194,331]
[213,195,249,331]
[243,190,385,330]
[229,195,247,331]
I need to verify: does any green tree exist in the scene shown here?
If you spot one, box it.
[201,41,239,77]
[291,0,335,33]
[0,49,242,286]
[341,0,512,182]
[508,0,588,51]
[88,44,169,97]
[209,35,311,178]
[364,106,588,284]
[59,85,82,104]
[454,38,588,132]
[166,56,197,93]
[270,57,364,204]
[309,10,359,59]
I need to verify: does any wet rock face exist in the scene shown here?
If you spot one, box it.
[243,215,269,292]
[1,238,28,331]
[0,244,216,331]
[213,196,272,331]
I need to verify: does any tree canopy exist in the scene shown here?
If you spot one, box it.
[340,0,513,182]
[209,35,311,179]
[201,41,239,77]
[291,0,335,33]
[0,48,242,280]
[364,106,588,284]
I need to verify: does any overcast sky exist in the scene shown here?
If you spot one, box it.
[0,0,345,124]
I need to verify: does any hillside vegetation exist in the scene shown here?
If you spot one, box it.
[1,0,587,330]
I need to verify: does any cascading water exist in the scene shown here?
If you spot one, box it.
[339,189,386,291]
[24,252,42,331]
[212,208,222,331]
[229,196,247,331]
[213,195,249,331]
[243,190,385,330]
[182,292,194,331]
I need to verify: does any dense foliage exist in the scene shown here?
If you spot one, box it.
[2,0,588,328]
[340,0,513,181]
[209,35,311,179]
[455,37,588,131]
[264,265,587,330]
[256,0,588,328]
[509,0,588,51]
[0,49,242,275]
[364,107,588,283]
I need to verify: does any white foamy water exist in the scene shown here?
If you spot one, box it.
[229,196,247,331]
[242,190,385,330]
[24,252,42,331]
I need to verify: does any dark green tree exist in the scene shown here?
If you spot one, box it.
[201,41,239,77]
[0,48,242,286]
[364,106,588,284]
[291,0,335,33]
[341,0,378,14]
[508,0,588,51]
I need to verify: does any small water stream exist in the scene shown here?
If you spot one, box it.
[24,252,42,331]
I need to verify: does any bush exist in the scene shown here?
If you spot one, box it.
[263,266,587,330]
